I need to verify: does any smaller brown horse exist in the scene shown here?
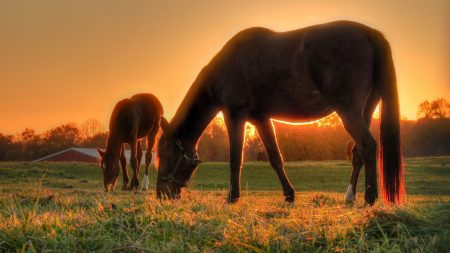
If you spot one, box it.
[98,93,163,192]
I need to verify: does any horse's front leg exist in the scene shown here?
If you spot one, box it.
[252,119,295,202]
[129,140,142,191]
[224,112,246,203]
[119,144,129,191]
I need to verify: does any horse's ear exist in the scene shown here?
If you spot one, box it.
[97,148,105,158]
[160,116,169,133]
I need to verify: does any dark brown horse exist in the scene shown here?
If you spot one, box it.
[98,93,163,192]
[156,21,405,205]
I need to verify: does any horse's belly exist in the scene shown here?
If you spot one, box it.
[262,95,333,121]
[250,77,334,121]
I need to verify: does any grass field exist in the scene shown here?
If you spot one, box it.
[0,157,449,252]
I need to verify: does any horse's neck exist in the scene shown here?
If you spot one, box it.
[105,135,122,156]
[172,99,218,149]
[170,73,218,148]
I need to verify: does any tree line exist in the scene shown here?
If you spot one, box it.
[0,98,449,161]
[0,120,108,161]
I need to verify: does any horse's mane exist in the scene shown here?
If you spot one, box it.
[168,67,212,138]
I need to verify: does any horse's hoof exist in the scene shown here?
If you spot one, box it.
[344,184,356,203]
[227,193,240,204]
[345,198,356,205]
[227,197,239,204]
[142,175,149,191]
[364,186,378,205]
[364,196,377,206]
[285,195,295,203]
[122,185,128,191]
[129,181,139,191]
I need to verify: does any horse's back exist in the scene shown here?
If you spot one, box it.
[109,94,162,141]
[130,93,163,138]
[130,93,163,116]
[208,21,382,120]
[301,21,382,108]
[109,98,139,138]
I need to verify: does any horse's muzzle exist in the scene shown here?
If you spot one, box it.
[156,182,182,200]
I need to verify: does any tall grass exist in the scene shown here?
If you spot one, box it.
[0,186,448,252]
[0,158,448,252]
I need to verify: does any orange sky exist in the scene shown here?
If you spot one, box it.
[1,0,449,134]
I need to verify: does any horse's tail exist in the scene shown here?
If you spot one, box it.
[370,30,405,204]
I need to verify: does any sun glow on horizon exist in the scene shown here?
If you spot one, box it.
[0,1,447,134]
[211,111,347,142]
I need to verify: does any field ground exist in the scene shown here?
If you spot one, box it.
[0,157,449,252]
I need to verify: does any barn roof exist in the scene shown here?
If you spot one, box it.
[33,148,153,163]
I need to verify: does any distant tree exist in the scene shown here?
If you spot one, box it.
[430,98,450,118]
[256,151,268,161]
[243,131,264,161]
[0,133,14,160]
[406,118,450,156]
[40,123,81,156]
[0,132,24,161]
[417,100,432,119]
[198,117,229,161]
[82,132,108,148]
[19,128,41,160]
[80,119,105,140]
[314,112,342,127]
[417,98,449,119]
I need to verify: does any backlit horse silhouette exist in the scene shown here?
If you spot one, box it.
[156,21,405,205]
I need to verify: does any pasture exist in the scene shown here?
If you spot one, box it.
[0,157,449,252]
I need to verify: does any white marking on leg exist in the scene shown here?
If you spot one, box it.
[345,184,356,203]
[142,175,149,190]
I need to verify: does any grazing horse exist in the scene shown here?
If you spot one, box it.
[98,93,163,192]
[156,21,405,205]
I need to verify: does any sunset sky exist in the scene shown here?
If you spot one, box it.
[1,0,449,134]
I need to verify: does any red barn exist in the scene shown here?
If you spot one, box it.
[33,148,152,164]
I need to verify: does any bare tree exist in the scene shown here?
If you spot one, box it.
[417,98,450,119]
[430,98,450,118]
[80,119,105,140]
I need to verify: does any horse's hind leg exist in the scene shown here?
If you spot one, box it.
[339,112,378,205]
[143,122,159,191]
[142,140,151,191]
[252,118,295,202]
[345,93,379,203]
[120,144,129,191]
[224,111,246,203]
[345,146,362,203]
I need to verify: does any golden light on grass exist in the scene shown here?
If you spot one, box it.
[0,158,447,251]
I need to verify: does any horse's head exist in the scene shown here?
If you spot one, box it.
[97,149,120,192]
[156,118,201,199]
